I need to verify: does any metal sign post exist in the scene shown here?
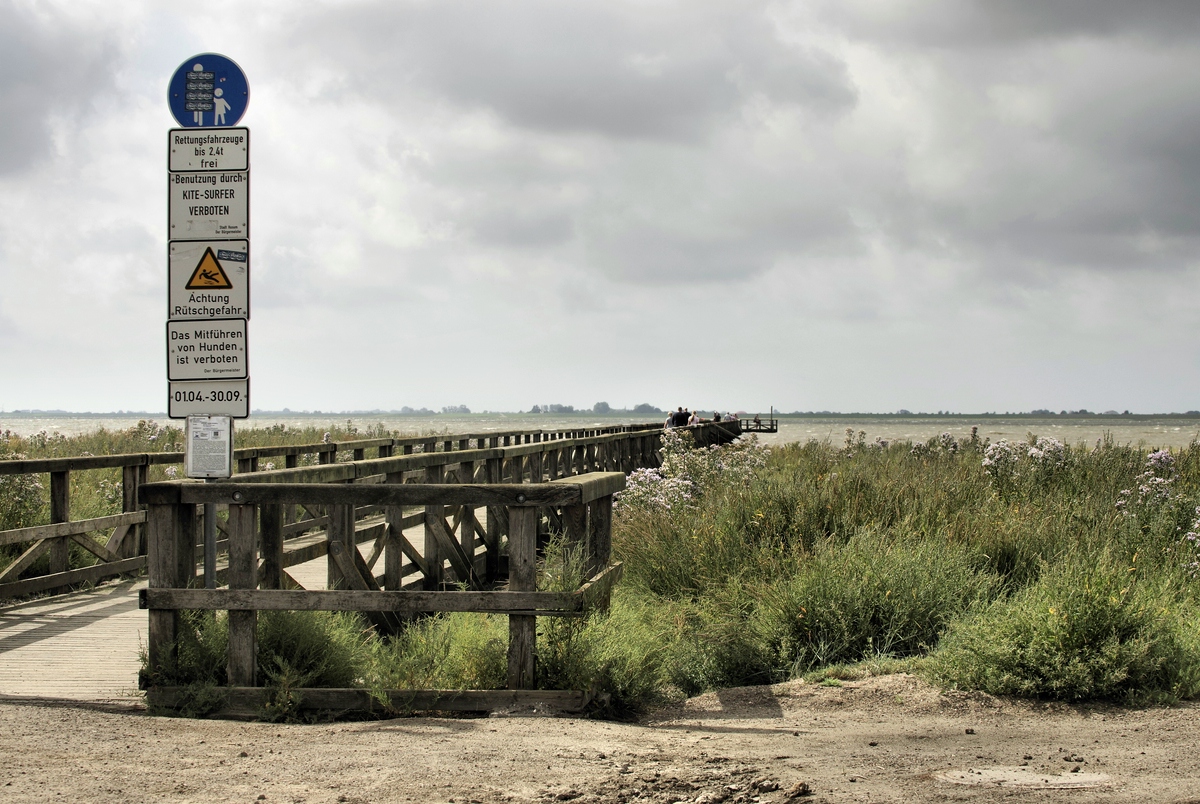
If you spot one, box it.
[185,415,233,588]
[166,54,252,589]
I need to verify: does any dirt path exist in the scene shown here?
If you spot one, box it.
[2,675,1198,803]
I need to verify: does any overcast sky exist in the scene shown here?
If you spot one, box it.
[2,0,1199,414]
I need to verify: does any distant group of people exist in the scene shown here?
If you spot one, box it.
[664,407,739,428]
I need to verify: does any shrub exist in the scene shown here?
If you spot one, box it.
[756,531,995,675]
[928,552,1200,702]
[257,610,371,688]
[368,613,507,691]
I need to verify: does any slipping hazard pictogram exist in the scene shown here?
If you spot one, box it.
[185,247,233,289]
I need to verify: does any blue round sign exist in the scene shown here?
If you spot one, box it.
[167,53,249,128]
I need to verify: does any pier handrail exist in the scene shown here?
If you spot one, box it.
[140,473,627,714]
[0,422,675,601]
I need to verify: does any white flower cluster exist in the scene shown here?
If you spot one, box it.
[1026,436,1067,471]
[982,436,1067,481]
[615,429,771,514]
[981,439,1020,478]
[617,467,697,513]
[1116,449,1178,514]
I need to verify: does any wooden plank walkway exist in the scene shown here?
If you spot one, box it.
[0,518,453,703]
[0,578,147,703]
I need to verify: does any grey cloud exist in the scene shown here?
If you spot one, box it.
[0,6,120,174]
[813,15,1200,277]
[270,0,1200,293]
[819,0,1200,48]
[280,0,856,140]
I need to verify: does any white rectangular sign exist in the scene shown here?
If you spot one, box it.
[167,318,248,380]
[169,128,249,172]
[168,171,249,240]
[168,240,249,320]
[185,415,233,478]
[169,379,249,419]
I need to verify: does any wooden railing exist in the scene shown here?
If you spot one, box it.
[0,423,669,600]
[139,474,625,715]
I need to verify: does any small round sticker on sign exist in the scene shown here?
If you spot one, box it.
[168,53,249,128]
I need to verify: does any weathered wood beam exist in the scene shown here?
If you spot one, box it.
[0,556,147,600]
[142,482,584,508]
[0,511,146,547]
[140,587,580,614]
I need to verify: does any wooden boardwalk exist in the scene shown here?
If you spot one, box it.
[0,526,427,703]
[0,422,704,705]
[0,577,147,703]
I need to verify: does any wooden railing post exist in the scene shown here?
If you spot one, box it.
[423,465,444,590]
[121,464,140,560]
[48,471,70,588]
[507,505,538,690]
[485,456,503,582]
[326,503,355,589]
[458,460,477,570]
[146,500,195,679]
[563,501,587,561]
[226,503,258,687]
[384,470,405,590]
[587,494,613,577]
[260,504,283,590]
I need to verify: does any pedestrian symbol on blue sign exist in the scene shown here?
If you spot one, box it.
[168,53,249,128]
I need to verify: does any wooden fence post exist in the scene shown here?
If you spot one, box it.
[226,503,258,687]
[563,502,587,564]
[588,495,613,577]
[326,503,355,589]
[423,464,444,590]
[507,505,538,690]
[48,471,70,589]
[384,470,405,590]
[121,464,140,560]
[458,460,477,568]
[485,457,503,582]
[260,504,283,590]
[146,501,194,679]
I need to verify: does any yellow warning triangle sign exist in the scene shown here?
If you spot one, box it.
[185,247,233,289]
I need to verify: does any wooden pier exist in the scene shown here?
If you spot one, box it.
[0,420,741,710]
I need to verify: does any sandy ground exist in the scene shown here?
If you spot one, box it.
[1,674,1199,803]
